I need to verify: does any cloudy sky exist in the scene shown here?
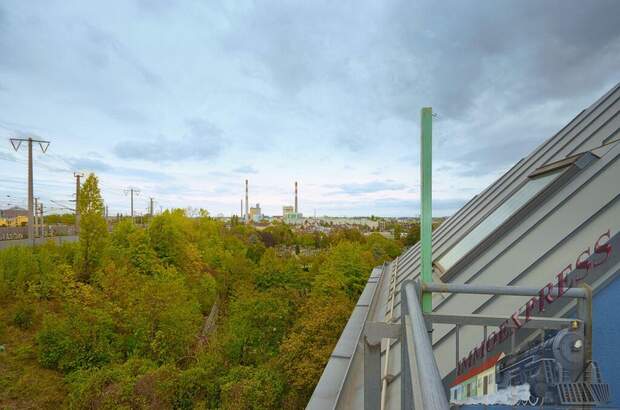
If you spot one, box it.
[1,1,619,217]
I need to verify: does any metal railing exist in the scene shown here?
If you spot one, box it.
[400,280,450,410]
[362,279,593,410]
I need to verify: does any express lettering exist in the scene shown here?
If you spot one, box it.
[457,230,612,374]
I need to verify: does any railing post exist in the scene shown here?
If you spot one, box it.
[577,283,593,367]
[402,281,450,410]
[364,322,401,410]
[364,336,381,410]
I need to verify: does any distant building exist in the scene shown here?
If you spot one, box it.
[284,211,303,224]
[283,205,294,217]
[0,206,27,219]
[249,203,262,222]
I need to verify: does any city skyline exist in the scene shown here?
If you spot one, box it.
[1,1,619,217]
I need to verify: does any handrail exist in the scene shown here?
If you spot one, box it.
[401,280,450,410]
[422,282,587,298]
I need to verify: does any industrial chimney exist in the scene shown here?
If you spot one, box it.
[240,199,243,218]
[294,181,298,213]
[245,179,249,221]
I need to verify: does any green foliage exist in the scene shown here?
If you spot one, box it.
[0,207,402,409]
[224,287,297,366]
[77,173,108,281]
[44,213,76,225]
[220,365,285,410]
[404,222,421,247]
[36,306,119,373]
[11,302,35,329]
[148,209,190,268]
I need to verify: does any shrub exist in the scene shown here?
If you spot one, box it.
[12,303,35,329]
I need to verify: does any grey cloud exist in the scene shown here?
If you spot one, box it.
[65,156,170,181]
[0,151,17,162]
[223,0,620,121]
[232,165,257,174]
[338,135,365,153]
[374,197,466,212]
[384,0,620,120]
[114,118,223,162]
[83,24,162,87]
[329,180,407,195]
[68,158,111,172]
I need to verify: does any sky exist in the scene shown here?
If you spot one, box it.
[1,1,619,217]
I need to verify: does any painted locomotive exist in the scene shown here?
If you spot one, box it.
[450,328,611,406]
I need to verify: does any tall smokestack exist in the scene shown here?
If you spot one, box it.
[245,179,249,220]
[294,181,298,213]
[240,199,243,218]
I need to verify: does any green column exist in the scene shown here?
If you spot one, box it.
[420,107,433,313]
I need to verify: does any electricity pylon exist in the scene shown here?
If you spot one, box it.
[124,187,140,222]
[9,136,50,244]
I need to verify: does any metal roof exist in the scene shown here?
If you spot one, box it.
[308,81,620,409]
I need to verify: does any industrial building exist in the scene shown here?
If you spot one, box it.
[284,181,303,223]
[309,82,620,408]
[249,203,262,223]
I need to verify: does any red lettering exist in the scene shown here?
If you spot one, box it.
[594,230,612,267]
[474,341,485,360]
[524,297,537,322]
[556,265,572,295]
[486,331,498,352]
[511,311,523,329]
[498,321,511,342]
[538,282,556,312]
[576,249,592,272]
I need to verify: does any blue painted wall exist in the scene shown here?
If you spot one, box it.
[593,273,620,408]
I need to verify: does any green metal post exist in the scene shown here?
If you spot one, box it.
[420,107,433,313]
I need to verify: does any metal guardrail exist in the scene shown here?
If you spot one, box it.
[401,280,450,410]
[362,279,594,410]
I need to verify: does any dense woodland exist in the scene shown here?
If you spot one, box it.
[0,174,406,409]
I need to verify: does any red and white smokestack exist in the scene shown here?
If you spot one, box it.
[245,179,249,220]
[294,181,298,213]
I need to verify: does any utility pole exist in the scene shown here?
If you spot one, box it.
[34,197,39,238]
[39,202,44,238]
[245,179,249,222]
[124,187,140,222]
[10,136,50,245]
[74,172,83,234]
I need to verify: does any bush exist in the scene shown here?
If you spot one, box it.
[36,309,118,373]
[220,365,285,410]
[12,303,35,329]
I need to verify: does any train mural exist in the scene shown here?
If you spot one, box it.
[449,328,611,407]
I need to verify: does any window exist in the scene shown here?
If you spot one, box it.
[436,170,562,272]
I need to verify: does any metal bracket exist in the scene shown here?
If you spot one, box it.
[364,321,401,346]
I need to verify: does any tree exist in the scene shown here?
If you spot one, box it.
[404,223,421,247]
[394,224,402,241]
[77,173,108,281]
